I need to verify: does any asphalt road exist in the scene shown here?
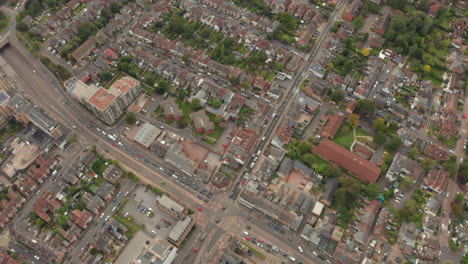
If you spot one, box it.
[67,180,137,263]
[0,1,348,263]
[230,0,347,200]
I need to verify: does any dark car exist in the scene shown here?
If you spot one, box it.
[215,218,220,223]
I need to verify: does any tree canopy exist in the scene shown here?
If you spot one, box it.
[408,147,419,160]
[421,158,436,172]
[324,163,342,178]
[385,135,402,153]
[357,99,376,115]
[373,118,386,132]
[373,131,387,145]
[349,114,360,128]
[126,112,136,125]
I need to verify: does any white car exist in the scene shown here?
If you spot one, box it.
[242,231,249,236]
[298,246,303,253]
[34,255,40,260]
[105,215,110,221]
[112,206,117,212]
[313,251,318,256]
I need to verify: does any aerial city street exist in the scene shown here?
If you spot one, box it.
[0,0,466,264]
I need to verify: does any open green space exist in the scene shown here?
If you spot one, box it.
[88,184,98,193]
[385,10,451,86]
[0,11,8,34]
[334,124,372,149]
[241,242,267,260]
[91,156,109,176]
[0,120,23,145]
[113,215,139,237]
[40,57,72,82]
[206,112,223,140]
[438,134,458,148]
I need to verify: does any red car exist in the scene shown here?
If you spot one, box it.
[197,207,203,211]
[258,239,264,243]
[112,143,118,147]
[223,144,228,147]
[137,154,143,158]
[245,237,251,241]
[193,247,199,252]
[421,124,425,128]
[463,114,467,119]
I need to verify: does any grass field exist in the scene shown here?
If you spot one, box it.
[114,215,139,237]
[334,124,371,149]
[241,242,266,260]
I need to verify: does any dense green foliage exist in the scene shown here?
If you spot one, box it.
[233,0,272,17]
[40,57,72,81]
[269,12,299,44]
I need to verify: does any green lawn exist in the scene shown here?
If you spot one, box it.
[438,134,458,148]
[334,124,371,149]
[356,127,371,136]
[206,112,223,139]
[113,215,139,237]
[92,177,105,186]
[314,155,330,174]
[141,83,154,95]
[241,242,266,260]
[178,100,193,120]
[334,126,355,148]
[88,184,98,193]
[0,120,23,144]
[91,158,108,176]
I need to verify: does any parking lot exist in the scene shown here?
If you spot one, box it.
[120,185,176,238]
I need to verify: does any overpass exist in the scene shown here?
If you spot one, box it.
[0,32,9,50]
[0,38,9,50]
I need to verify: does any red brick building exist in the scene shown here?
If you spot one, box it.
[321,113,344,138]
[160,98,184,121]
[312,139,381,183]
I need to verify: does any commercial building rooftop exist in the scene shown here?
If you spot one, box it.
[111,76,139,95]
[132,123,161,148]
[87,88,117,111]
[0,90,10,106]
[155,195,185,214]
[7,93,30,114]
[168,216,192,243]
[27,107,57,133]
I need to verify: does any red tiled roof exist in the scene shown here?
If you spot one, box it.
[346,100,357,113]
[343,13,354,22]
[103,48,118,60]
[88,88,117,111]
[312,139,381,183]
[111,76,139,95]
[321,113,344,138]
[72,209,92,229]
[353,143,373,160]
[424,169,449,193]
